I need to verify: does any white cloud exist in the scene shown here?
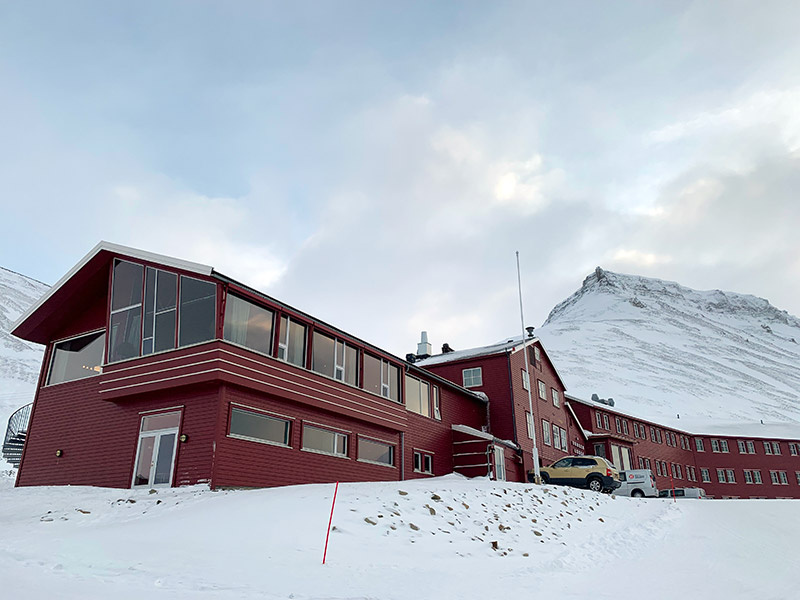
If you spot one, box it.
[611,249,672,267]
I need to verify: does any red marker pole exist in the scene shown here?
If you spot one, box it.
[322,481,339,564]
[669,465,676,503]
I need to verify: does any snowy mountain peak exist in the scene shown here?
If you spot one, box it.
[537,268,800,426]
[545,268,799,332]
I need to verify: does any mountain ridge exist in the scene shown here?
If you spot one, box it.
[536,267,800,427]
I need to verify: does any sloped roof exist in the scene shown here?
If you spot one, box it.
[416,335,569,391]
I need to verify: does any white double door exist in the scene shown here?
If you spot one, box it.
[132,426,179,487]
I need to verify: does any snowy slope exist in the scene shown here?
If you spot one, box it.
[0,267,48,435]
[536,267,800,428]
[0,474,796,599]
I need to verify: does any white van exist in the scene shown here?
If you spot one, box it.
[615,469,658,498]
[658,487,707,499]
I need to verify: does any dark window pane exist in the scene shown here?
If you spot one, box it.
[111,260,143,311]
[312,331,336,378]
[134,436,155,486]
[109,307,141,362]
[405,375,421,413]
[154,310,177,352]
[224,295,274,355]
[344,344,358,385]
[303,425,347,456]
[48,331,105,385]
[363,354,382,395]
[358,438,394,465]
[144,268,156,340]
[387,364,399,401]
[230,408,290,445]
[178,277,216,346]
[153,433,176,485]
[156,270,177,311]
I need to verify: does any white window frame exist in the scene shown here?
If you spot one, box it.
[790,443,798,456]
[551,388,560,407]
[302,424,348,458]
[772,442,781,455]
[770,471,780,485]
[720,440,729,453]
[560,427,568,452]
[542,420,551,446]
[701,468,711,483]
[764,441,773,455]
[753,470,763,484]
[462,367,483,388]
[696,438,705,452]
[595,412,602,430]
[552,423,560,450]
[747,440,755,454]
[521,370,530,391]
[744,470,753,484]
[537,380,547,400]
[526,412,534,439]
[726,469,735,483]
[711,439,720,453]
[779,471,788,485]
[717,468,726,483]
[432,386,441,420]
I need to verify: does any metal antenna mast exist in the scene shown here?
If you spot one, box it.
[516,251,541,482]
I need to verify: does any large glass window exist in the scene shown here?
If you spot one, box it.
[277,315,306,367]
[229,407,290,446]
[363,353,400,401]
[223,295,274,355]
[47,331,105,385]
[109,259,143,362]
[143,267,177,355]
[311,331,335,377]
[312,331,358,385]
[358,438,395,466]
[178,276,216,346]
[302,424,348,457]
[405,374,430,417]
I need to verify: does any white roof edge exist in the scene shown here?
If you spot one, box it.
[11,241,214,333]
[564,402,590,441]
[450,424,520,450]
[451,424,494,441]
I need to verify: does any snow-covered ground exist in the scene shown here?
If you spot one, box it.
[1,471,796,599]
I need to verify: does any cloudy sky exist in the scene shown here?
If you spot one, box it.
[2,1,799,356]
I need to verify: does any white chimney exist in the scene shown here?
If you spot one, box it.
[417,331,432,357]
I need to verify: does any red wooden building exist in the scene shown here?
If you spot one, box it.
[416,336,588,482]
[11,242,508,490]
[568,395,800,499]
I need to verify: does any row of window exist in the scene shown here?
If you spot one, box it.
[521,371,561,406]
[227,405,435,474]
[695,438,793,456]
[705,468,799,486]
[50,260,447,421]
[638,457,699,482]
[525,413,568,452]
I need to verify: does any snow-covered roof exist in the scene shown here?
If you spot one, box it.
[415,338,523,367]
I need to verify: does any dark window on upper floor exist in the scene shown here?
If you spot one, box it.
[363,353,400,402]
[223,294,274,355]
[108,260,216,363]
[405,374,431,417]
[178,276,216,347]
[312,331,358,386]
[277,315,306,367]
[47,331,106,385]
